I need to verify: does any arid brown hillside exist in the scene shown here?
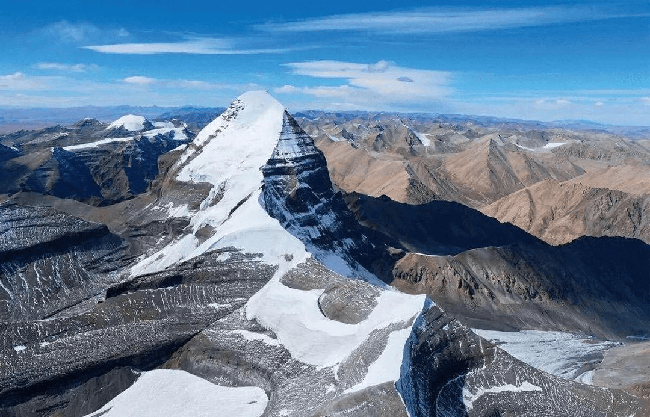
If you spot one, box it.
[303,113,650,244]
[482,179,650,245]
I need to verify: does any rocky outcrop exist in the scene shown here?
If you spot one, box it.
[398,303,642,416]
[0,204,128,321]
[482,179,650,245]
[393,236,650,338]
[261,111,405,283]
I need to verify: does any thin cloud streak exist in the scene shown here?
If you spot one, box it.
[35,62,97,72]
[276,60,453,111]
[84,38,300,55]
[38,21,130,44]
[260,5,647,34]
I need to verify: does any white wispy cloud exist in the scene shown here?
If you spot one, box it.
[123,76,158,85]
[260,5,646,34]
[276,60,452,109]
[0,72,51,90]
[0,72,260,107]
[84,38,295,55]
[39,21,129,44]
[35,62,98,72]
[121,76,248,90]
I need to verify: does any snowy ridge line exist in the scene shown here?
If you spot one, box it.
[63,127,187,152]
[130,91,297,277]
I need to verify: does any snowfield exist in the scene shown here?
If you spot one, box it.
[107,114,148,131]
[462,381,542,411]
[63,136,134,151]
[246,278,426,369]
[84,369,267,417]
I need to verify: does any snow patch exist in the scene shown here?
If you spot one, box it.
[63,137,134,151]
[411,130,430,146]
[143,126,187,140]
[462,381,542,410]
[84,369,267,417]
[153,121,175,129]
[543,141,567,149]
[246,279,426,368]
[13,345,26,353]
[575,370,594,385]
[345,326,414,393]
[107,114,147,131]
[165,202,190,218]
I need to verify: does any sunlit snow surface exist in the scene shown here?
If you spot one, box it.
[473,329,619,384]
[63,137,134,151]
[107,114,147,131]
[246,280,426,369]
[515,141,569,151]
[411,129,431,146]
[84,369,267,417]
[130,91,306,276]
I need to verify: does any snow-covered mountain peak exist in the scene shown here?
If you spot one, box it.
[175,91,285,185]
[131,91,304,276]
[107,114,148,131]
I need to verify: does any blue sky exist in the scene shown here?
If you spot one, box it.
[0,0,648,124]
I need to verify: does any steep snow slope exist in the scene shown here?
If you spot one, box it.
[131,91,308,276]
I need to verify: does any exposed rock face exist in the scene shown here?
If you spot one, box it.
[0,247,274,416]
[398,303,641,417]
[261,112,403,282]
[0,204,128,321]
[482,179,650,245]
[0,118,193,205]
[393,236,650,338]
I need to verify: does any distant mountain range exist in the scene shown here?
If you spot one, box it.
[2,106,648,138]
[0,106,223,133]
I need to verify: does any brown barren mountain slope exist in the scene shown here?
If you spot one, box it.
[482,179,650,245]
[307,113,650,244]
